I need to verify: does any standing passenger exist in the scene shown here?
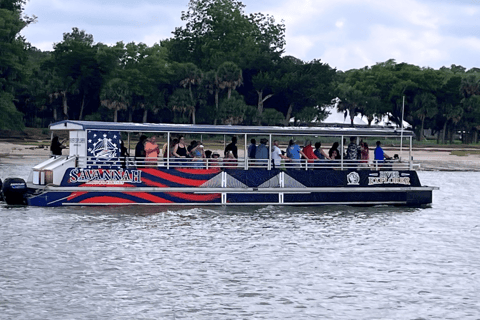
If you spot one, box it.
[287,139,307,168]
[248,139,256,159]
[224,137,238,159]
[271,140,290,169]
[255,138,269,167]
[134,135,147,166]
[346,137,360,160]
[145,136,160,165]
[173,136,188,167]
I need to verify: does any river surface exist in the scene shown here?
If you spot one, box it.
[1,159,479,319]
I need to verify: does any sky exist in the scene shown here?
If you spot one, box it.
[20,0,480,71]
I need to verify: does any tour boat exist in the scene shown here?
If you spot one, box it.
[1,120,437,207]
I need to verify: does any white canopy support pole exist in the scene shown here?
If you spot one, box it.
[244,133,248,170]
[127,133,130,156]
[167,132,170,169]
[409,136,413,170]
[268,134,272,170]
[400,95,405,158]
[340,135,344,170]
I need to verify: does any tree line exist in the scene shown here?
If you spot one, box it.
[2,0,480,143]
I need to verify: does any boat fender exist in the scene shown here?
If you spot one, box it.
[1,178,28,205]
[0,178,3,201]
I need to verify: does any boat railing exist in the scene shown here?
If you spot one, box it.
[82,156,415,171]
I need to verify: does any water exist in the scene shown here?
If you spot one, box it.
[1,159,479,319]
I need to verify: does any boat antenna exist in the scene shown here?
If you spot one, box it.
[400,95,405,157]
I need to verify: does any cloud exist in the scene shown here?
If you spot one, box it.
[19,0,480,70]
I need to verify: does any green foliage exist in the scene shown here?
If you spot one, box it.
[0,92,24,130]
[0,0,34,129]
[166,0,285,70]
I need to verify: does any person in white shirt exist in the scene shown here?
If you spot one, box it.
[271,140,290,168]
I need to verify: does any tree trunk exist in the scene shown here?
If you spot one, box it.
[142,109,147,123]
[53,107,58,122]
[257,90,263,125]
[114,108,118,122]
[442,120,448,144]
[419,117,425,141]
[62,91,68,119]
[192,108,196,124]
[128,110,133,122]
[227,88,232,99]
[284,103,293,126]
[449,126,454,144]
[79,94,85,120]
[214,89,219,125]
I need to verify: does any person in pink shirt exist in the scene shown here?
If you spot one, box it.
[144,136,160,165]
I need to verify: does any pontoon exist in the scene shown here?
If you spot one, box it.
[1,120,437,206]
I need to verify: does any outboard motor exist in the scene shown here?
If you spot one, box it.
[1,178,28,205]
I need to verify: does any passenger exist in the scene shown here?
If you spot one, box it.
[271,140,290,169]
[134,135,148,167]
[205,150,212,158]
[50,135,66,156]
[173,136,188,167]
[360,142,369,163]
[374,141,390,167]
[287,139,307,169]
[224,150,237,168]
[328,142,341,160]
[189,141,206,168]
[255,138,269,167]
[314,142,330,160]
[302,140,318,168]
[224,136,238,159]
[144,136,160,166]
[346,137,360,160]
[210,152,221,167]
[313,141,330,168]
[248,138,256,167]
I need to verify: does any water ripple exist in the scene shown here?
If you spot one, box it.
[0,170,479,319]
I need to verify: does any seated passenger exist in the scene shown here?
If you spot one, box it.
[328,142,341,160]
[210,152,221,167]
[224,151,237,168]
[374,141,391,168]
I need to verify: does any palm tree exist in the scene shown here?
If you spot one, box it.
[168,89,195,124]
[100,78,130,122]
[204,70,220,120]
[413,92,437,141]
[178,63,203,124]
[217,62,243,99]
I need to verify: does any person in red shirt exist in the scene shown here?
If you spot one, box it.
[302,140,318,168]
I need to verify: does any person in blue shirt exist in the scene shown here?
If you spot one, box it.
[255,138,269,167]
[374,141,390,163]
[286,139,307,169]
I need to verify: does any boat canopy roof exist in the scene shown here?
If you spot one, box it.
[49,120,414,137]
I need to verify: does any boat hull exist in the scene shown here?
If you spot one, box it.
[26,168,435,207]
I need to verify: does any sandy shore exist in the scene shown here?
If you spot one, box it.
[1,141,480,171]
